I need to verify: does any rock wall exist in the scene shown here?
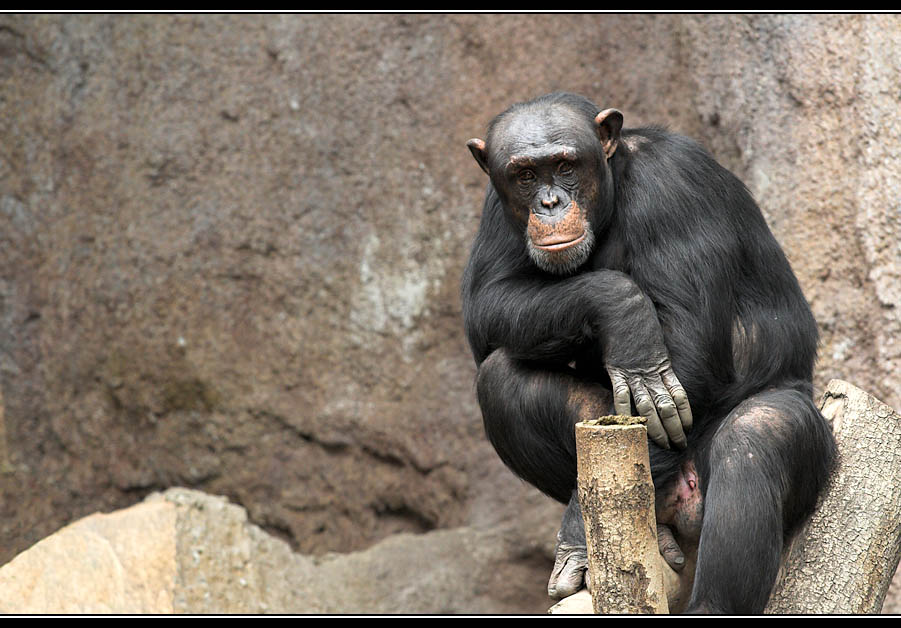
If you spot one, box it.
[0,14,899,613]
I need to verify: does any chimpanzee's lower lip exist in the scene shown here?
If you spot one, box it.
[535,231,587,251]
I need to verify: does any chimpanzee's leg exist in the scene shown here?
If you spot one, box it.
[475,348,612,598]
[476,348,611,504]
[686,388,836,614]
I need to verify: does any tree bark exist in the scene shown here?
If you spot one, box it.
[573,381,901,614]
[765,379,901,614]
[575,418,668,614]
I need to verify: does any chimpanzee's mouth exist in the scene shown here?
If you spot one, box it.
[534,231,587,251]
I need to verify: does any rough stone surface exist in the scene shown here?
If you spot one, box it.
[0,488,557,614]
[0,497,177,613]
[0,14,900,613]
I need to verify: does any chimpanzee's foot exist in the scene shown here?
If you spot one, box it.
[548,533,588,599]
[548,521,695,603]
[548,490,589,599]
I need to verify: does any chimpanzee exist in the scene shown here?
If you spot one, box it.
[461,92,836,614]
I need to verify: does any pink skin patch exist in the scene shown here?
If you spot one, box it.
[676,464,699,501]
[656,461,703,542]
[527,201,587,251]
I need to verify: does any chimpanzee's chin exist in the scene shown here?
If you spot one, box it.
[527,229,594,275]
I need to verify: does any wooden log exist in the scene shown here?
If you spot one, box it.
[765,379,901,614]
[575,416,668,614]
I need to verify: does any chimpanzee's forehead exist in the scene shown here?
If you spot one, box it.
[490,105,596,156]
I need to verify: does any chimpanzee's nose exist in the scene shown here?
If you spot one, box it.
[541,193,559,208]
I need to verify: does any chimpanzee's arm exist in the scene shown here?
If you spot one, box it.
[463,267,692,449]
[464,269,651,364]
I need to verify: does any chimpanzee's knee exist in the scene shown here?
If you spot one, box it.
[474,350,610,504]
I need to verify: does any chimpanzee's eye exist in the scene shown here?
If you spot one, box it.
[558,161,574,175]
[518,170,536,184]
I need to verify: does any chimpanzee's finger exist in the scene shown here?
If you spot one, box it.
[657,523,686,572]
[629,376,669,450]
[608,367,633,419]
[661,367,693,432]
[645,373,686,449]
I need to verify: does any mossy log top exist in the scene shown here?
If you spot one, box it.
[581,414,647,427]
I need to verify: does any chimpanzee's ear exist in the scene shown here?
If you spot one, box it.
[467,138,490,175]
[595,109,623,159]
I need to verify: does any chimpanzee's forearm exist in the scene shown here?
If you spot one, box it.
[463,269,666,368]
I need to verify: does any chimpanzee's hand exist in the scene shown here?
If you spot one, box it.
[594,269,693,448]
[606,358,692,449]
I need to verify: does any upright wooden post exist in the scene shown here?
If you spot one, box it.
[575,416,668,614]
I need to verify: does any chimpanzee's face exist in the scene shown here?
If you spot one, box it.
[468,105,616,275]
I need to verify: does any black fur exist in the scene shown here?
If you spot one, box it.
[462,92,836,613]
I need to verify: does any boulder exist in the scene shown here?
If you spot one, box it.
[0,488,558,614]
